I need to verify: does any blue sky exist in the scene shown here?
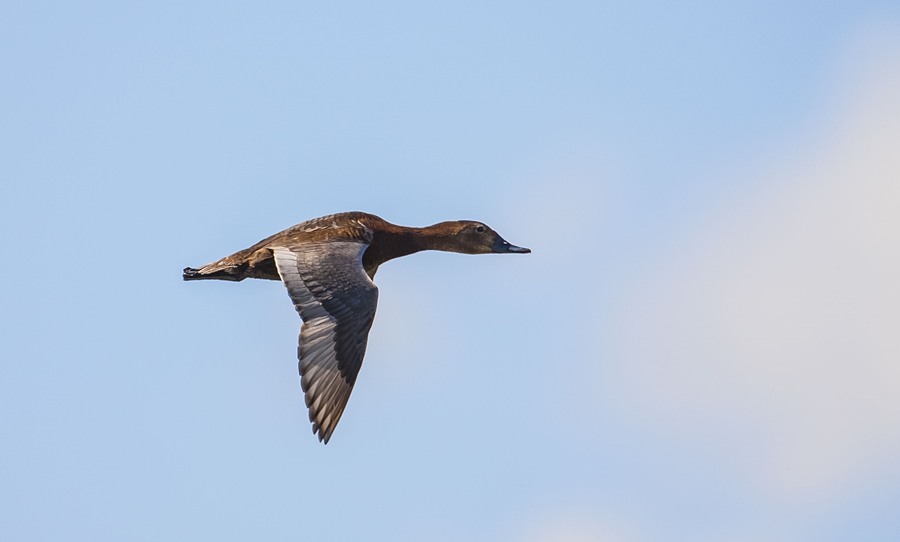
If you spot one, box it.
[2,2,900,541]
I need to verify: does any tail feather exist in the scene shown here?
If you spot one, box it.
[182,263,245,281]
[183,267,204,280]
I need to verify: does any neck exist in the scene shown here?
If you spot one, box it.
[363,222,460,269]
[383,223,461,255]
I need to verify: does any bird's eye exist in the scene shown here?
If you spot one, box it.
[475,225,485,233]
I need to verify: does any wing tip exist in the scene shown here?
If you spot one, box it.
[311,423,331,444]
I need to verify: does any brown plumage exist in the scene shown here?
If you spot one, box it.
[184,212,530,444]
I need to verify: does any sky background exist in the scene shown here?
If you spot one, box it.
[2,1,899,541]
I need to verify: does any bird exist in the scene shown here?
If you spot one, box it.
[183,211,530,443]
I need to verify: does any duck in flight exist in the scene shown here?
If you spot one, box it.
[184,212,530,443]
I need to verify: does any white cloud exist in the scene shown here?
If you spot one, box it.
[515,511,639,542]
[610,36,900,501]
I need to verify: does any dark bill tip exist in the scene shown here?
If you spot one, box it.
[492,236,531,254]
[505,244,531,253]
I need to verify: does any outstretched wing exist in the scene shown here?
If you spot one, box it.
[271,242,379,444]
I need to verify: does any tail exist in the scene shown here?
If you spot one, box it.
[182,261,247,282]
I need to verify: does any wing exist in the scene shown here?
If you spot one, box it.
[271,242,379,444]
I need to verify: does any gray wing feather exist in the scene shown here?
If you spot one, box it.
[272,242,379,444]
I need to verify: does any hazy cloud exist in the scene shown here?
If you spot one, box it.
[516,511,639,542]
[611,38,900,501]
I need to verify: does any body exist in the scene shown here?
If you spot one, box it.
[184,212,528,282]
